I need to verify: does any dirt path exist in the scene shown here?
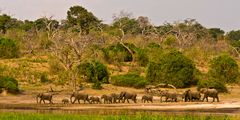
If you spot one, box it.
[0,94,240,115]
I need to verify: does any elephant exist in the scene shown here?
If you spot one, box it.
[200,88,219,102]
[183,89,201,102]
[119,91,137,103]
[70,92,90,104]
[101,94,113,104]
[62,98,69,104]
[110,93,121,103]
[36,93,53,104]
[89,96,101,104]
[159,90,177,102]
[142,95,153,103]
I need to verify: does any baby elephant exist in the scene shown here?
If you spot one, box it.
[101,94,113,104]
[142,95,153,103]
[89,96,101,104]
[62,98,69,104]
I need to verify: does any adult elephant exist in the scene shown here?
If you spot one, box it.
[200,88,219,102]
[111,93,121,103]
[183,89,201,102]
[36,93,53,104]
[119,91,137,103]
[159,90,177,102]
[70,92,90,104]
[101,94,113,104]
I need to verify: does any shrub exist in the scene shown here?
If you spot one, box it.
[135,48,149,66]
[197,78,228,93]
[49,59,65,74]
[163,34,177,46]
[0,76,19,93]
[77,61,109,83]
[146,50,196,88]
[208,54,239,83]
[40,73,50,83]
[102,43,134,63]
[0,37,19,58]
[110,73,148,88]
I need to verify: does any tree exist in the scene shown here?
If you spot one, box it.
[208,54,239,83]
[146,50,197,88]
[0,14,11,34]
[208,28,225,40]
[67,5,100,34]
[226,30,240,41]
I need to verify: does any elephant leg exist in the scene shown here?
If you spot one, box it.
[43,100,46,104]
[72,98,76,104]
[160,96,162,102]
[206,97,208,102]
[127,99,130,103]
[217,96,220,102]
[78,99,80,104]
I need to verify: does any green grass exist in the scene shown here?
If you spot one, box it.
[0,112,234,120]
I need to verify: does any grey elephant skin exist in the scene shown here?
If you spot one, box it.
[101,94,113,104]
[89,96,101,104]
[159,90,177,102]
[62,98,69,104]
[119,91,137,103]
[111,93,121,103]
[70,92,90,104]
[200,88,219,102]
[184,89,201,102]
[36,93,53,104]
[142,95,153,103]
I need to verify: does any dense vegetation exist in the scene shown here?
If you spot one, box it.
[0,5,240,92]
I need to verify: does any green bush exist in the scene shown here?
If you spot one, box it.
[163,34,177,46]
[197,78,228,93]
[0,37,19,58]
[110,73,148,88]
[40,73,50,83]
[146,50,196,88]
[0,76,19,93]
[102,43,134,63]
[208,54,239,83]
[77,61,109,83]
[136,48,149,66]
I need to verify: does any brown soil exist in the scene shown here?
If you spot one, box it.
[1,85,240,115]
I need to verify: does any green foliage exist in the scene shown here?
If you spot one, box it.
[146,50,197,88]
[40,73,50,83]
[208,28,225,40]
[208,54,239,83]
[0,14,12,34]
[92,81,102,90]
[110,73,148,88]
[67,5,100,34]
[0,76,19,93]
[77,61,109,83]
[34,18,59,31]
[197,78,228,93]
[113,17,141,35]
[226,30,240,41]
[102,43,133,63]
[0,37,19,58]
[163,34,177,46]
[135,48,149,66]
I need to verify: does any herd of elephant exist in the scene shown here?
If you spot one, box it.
[36,88,219,104]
